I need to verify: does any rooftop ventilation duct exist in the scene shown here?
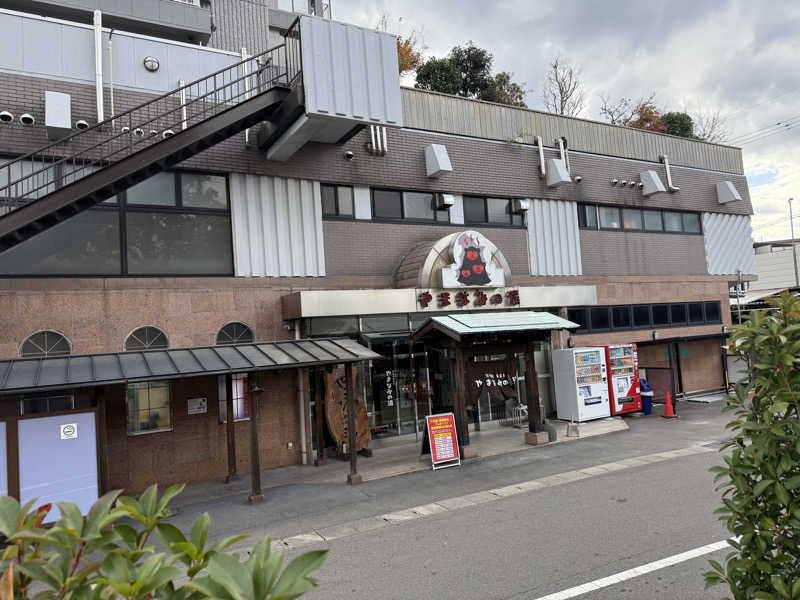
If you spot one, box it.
[716,181,742,204]
[545,158,571,187]
[367,125,388,156]
[659,154,680,192]
[639,170,666,196]
[45,91,72,141]
[424,143,452,178]
[555,136,571,173]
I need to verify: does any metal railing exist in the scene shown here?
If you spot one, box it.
[0,23,302,206]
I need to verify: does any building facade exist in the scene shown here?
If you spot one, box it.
[0,1,756,505]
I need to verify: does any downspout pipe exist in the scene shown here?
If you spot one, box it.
[93,10,103,123]
[534,136,545,177]
[295,320,309,465]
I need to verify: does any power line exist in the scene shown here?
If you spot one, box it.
[728,114,800,144]
[738,121,800,147]
[752,214,800,231]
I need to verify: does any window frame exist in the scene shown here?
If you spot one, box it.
[216,321,255,345]
[588,306,611,332]
[320,183,355,219]
[567,301,725,334]
[577,204,599,229]
[610,305,632,330]
[0,161,234,278]
[124,326,169,352]
[370,187,452,224]
[669,302,688,326]
[19,329,72,358]
[621,208,644,232]
[631,304,652,329]
[597,205,622,230]
[574,201,703,236]
[462,195,525,228]
[125,380,173,436]
[218,373,250,423]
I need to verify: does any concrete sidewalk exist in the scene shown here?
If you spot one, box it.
[172,416,628,512]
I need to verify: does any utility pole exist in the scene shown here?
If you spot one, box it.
[790,198,799,289]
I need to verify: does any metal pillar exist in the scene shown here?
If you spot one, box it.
[346,363,362,485]
[248,372,263,504]
[224,374,238,483]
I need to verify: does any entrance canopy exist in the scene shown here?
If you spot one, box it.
[0,338,380,395]
[413,311,578,342]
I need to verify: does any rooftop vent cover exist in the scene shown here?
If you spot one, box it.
[640,170,666,196]
[424,144,453,178]
[716,181,742,204]
[545,158,571,187]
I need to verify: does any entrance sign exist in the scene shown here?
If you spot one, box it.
[59,423,78,440]
[442,231,505,288]
[425,413,461,470]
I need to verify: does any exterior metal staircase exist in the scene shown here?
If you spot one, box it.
[0,21,303,252]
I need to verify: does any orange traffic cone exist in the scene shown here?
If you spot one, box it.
[662,391,677,419]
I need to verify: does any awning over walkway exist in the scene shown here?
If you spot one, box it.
[413,311,578,342]
[0,338,380,395]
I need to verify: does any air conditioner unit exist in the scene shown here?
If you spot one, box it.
[436,193,455,209]
[512,198,531,213]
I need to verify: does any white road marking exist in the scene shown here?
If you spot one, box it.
[271,443,715,552]
[528,540,730,600]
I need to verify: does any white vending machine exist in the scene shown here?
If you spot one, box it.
[553,347,611,422]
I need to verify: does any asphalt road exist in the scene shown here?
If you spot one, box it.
[170,401,735,599]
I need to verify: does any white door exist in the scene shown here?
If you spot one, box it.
[18,412,98,521]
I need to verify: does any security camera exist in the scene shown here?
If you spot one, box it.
[343,150,354,161]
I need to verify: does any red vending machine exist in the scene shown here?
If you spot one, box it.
[605,344,641,415]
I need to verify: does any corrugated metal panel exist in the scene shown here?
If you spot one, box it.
[753,249,799,290]
[703,213,756,275]
[401,88,743,175]
[229,173,325,277]
[207,0,271,54]
[300,16,403,126]
[528,199,582,276]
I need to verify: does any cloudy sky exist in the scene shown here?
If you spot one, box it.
[333,0,800,242]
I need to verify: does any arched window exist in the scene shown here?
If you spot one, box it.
[19,330,72,358]
[125,326,169,351]
[215,322,254,345]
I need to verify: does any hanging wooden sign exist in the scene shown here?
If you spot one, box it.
[325,369,370,453]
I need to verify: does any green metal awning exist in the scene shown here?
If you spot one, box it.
[0,337,380,396]
[412,311,579,342]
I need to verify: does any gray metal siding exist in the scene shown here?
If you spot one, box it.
[528,199,582,276]
[580,230,708,276]
[229,174,325,277]
[703,213,756,275]
[207,0,271,54]
[402,88,744,175]
[300,16,402,126]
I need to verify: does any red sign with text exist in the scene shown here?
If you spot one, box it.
[426,413,460,467]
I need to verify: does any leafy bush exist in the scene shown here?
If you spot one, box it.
[0,484,326,599]
[705,293,800,599]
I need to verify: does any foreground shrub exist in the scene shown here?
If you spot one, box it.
[705,293,800,599]
[0,484,326,599]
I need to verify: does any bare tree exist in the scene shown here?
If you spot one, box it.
[542,56,585,117]
[599,92,657,126]
[692,108,729,143]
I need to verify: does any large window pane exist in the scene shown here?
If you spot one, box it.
[127,173,176,206]
[126,213,232,274]
[670,303,687,325]
[688,302,704,324]
[682,213,701,233]
[705,301,721,323]
[0,209,120,275]
[578,204,598,228]
[321,184,336,215]
[590,307,610,330]
[403,192,435,220]
[652,304,669,327]
[181,173,228,209]
[487,198,511,224]
[337,186,354,216]
[643,210,663,231]
[622,208,643,230]
[463,196,486,223]
[372,189,402,219]
[663,211,682,232]
[632,305,651,328]
[361,314,409,333]
[126,381,172,434]
[567,307,588,331]
[598,206,621,228]
[308,316,359,336]
[612,306,631,329]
